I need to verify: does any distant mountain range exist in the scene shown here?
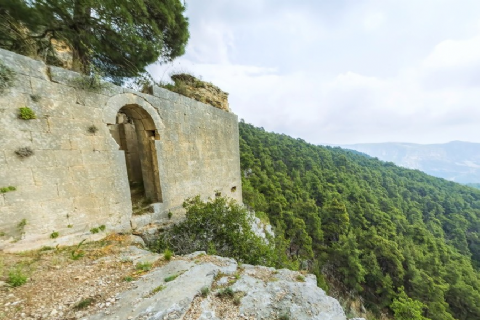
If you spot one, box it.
[342,141,480,184]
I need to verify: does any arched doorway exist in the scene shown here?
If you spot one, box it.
[109,104,163,212]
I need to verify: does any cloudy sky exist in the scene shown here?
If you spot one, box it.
[150,0,480,145]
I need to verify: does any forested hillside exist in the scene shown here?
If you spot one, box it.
[239,122,480,320]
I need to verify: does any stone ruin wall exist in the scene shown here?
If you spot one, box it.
[0,49,242,252]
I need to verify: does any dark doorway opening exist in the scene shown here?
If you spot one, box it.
[109,104,162,214]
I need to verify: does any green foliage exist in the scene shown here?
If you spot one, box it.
[136,262,152,272]
[18,107,36,120]
[50,231,59,239]
[7,266,27,287]
[295,275,305,282]
[239,122,480,320]
[17,219,26,230]
[164,274,178,282]
[163,248,173,261]
[72,72,106,91]
[0,186,16,193]
[15,147,34,158]
[99,225,106,231]
[168,211,173,219]
[153,196,281,267]
[151,285,166,294]
[124,276,134,282]
[216,287,234,298]
[0,61,14,91]
[391,289,429,320]
[90,227,99,234]
[1,0,189,82]
[73,298,94,310]
[200,286,210,297]
[71,239,86,260]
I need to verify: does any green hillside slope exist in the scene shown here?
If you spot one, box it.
[239,122,480,320]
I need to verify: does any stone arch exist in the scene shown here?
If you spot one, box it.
[105,93,164,204]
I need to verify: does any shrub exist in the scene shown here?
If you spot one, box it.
[124,276,134,282]
[98,225,106,231]
[90,227,99,234]
[0,61,14,92]
[153,196,276,266]
[15,147,34,158]
[19,107,36,120]
[50,231,59,239]
[7,267,27,287]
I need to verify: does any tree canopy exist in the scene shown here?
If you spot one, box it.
[0,0,189,82]
[239,121,480,320]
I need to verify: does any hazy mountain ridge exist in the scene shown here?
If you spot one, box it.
[342,141,480,184]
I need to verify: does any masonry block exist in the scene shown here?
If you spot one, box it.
[0,49,242,252]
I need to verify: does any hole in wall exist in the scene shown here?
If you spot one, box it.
[109,105,163,214]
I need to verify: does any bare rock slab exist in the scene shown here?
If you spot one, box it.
[85,253,348,320]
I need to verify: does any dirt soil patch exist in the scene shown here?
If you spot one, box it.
[0,234,154,320]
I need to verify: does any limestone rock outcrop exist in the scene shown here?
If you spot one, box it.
[169,73,230,112]
[86,251,348,320]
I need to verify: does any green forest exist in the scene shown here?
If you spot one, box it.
[239,121,480,320]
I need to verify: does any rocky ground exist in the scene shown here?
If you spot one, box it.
[0,234,359,320]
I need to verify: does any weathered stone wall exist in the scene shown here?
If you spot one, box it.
[0,49,242,252]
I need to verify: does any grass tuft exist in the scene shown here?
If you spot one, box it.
[7,267,27,287]
[163,248,173,261]
[201,286,210,297]
[19,107,36,120]
[164,274,178,282]
[136,262,152,272]
[151,285,166,294]
[296,275,305,282]
[73,298,94,310]
[216,286,234,298]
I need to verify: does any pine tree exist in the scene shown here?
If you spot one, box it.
[0,0,189,82]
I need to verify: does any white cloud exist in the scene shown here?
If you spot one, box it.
[149,1,480,144]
